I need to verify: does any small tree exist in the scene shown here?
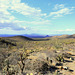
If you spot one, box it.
[6,59,10,75]
[18,51,29,74]
[2,59,10,75]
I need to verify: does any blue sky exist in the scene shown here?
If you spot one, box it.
[0,0,75,35]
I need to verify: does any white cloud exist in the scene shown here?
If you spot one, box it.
[0,0,49,31]
[15,20,51,27]
[56,29,75,32]
[50,4,75,18]
[14,20,51,25]
[50,8,73,17]
[0,0,46,17]
[0,22,26,31]
[54,4,64,10]
[26,20,51,25]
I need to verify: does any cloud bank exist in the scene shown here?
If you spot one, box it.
[50,4,75,18]
[0,0,48,31]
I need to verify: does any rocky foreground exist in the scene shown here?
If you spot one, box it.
[24,49,75,75]
[0,36,75,75]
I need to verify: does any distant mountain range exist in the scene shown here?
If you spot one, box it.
[0,34,16,37]
[0,34,51,38]
[0,34,75,39]
[0,34,75,43]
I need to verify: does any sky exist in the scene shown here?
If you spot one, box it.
[0,0,75,35]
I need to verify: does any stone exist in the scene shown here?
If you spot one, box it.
[63,66,68,70]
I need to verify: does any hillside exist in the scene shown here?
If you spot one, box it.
[0,38,16,48]
[47,34,75,39]
[3,35,34,41]
[67,34,75,38]
[52,35,69,38]
[0,34,75,75]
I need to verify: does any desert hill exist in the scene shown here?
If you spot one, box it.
[2,35,34,41]
[47,34,75,39]
[0,38,16,47]
[67,34,75,38]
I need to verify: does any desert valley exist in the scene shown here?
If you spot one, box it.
[0,34,75,75]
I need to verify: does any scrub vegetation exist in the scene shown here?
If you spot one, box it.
[0,34,75,75]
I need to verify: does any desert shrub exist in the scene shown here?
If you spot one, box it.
[18,51,29,74]
[56,55,64,62]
